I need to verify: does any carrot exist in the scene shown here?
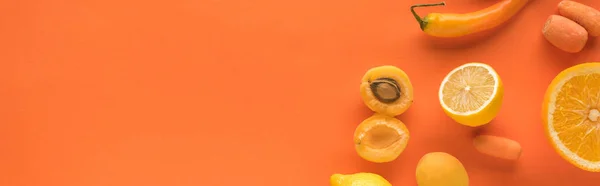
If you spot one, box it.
[542,15,588,53]
[473,135,522,160]
[558,0,600,37]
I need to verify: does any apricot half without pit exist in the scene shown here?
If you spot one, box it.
[360,65,414,116]
[354,113,410,163]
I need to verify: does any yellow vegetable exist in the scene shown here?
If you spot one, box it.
[438,62,503,127]
[410,0,530,38]
[415,152,469,186]
[542,62,600,172]
[330,172,392,186]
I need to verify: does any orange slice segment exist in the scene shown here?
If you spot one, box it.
[542,62,600,172]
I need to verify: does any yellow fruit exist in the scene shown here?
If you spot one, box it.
[360,65,414,116]
[438,62,504,127]
[542,62,600,172]
[415,152,469,186]
[330,172,392,186]
[354,113,410,163]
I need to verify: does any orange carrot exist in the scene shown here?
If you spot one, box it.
[542,15,588,53]
[473,135,522,160]
[558,0,600,37]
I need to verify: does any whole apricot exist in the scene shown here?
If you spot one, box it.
[415,152,469,186]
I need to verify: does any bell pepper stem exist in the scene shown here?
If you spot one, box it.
[410,2,446,30]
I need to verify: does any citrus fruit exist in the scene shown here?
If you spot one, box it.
[415,152,469,186]
[354,113,410,163]
[360,65,414,116]
[438,62,504,127]
[330,172,392,186]
[542,62,600,172]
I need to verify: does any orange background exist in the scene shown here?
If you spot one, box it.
[1,0,600,185]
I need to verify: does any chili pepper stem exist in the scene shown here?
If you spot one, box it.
[410,2,446,30]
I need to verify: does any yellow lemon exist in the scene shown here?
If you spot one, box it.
[330,172,392,186]
[438,62,503,127]
[542,62,600,172]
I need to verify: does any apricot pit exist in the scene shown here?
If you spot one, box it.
[369,78,401,103]
[360,65,414,116]
[354,113,410,163]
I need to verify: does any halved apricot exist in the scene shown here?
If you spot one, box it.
[354,113,410,163]
[360,65,414,116]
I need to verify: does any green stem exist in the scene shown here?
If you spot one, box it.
[410,2,446,30]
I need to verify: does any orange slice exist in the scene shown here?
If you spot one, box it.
[542,62,600,172]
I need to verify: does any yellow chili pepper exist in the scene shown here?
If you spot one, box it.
[411,0,530,38]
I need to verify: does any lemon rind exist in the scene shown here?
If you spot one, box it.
[547,66,600,171]
[438,62,500,116]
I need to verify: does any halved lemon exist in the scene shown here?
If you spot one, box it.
[542,62,600,172]
[438,62,504,127]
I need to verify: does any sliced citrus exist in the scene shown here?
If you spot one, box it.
[542,62,600,172]
[354,113,410,163]
[438,62,504,127]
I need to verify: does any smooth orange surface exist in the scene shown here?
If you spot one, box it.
[1,0,600,185]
